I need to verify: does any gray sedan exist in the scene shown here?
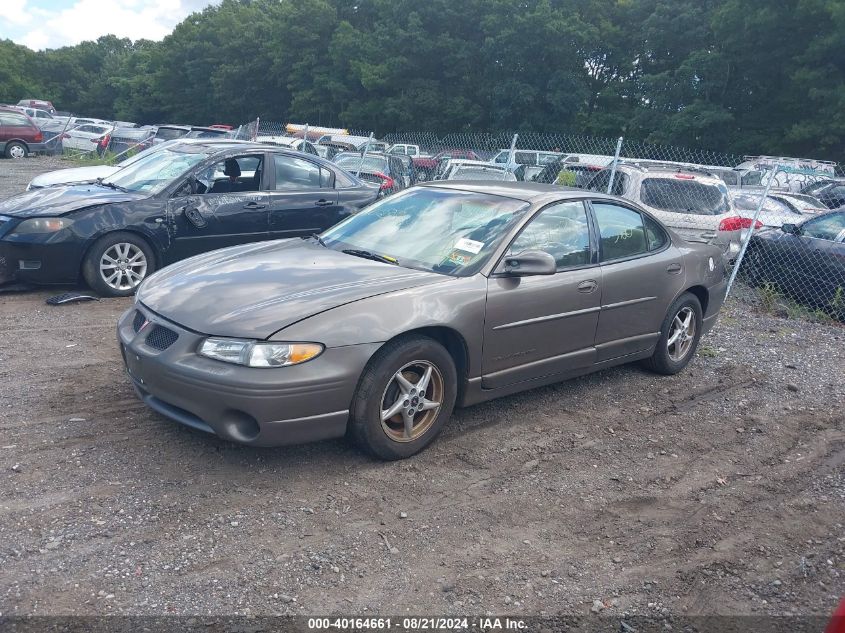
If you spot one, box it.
[118,183,728,460]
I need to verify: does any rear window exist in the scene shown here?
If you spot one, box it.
[0,112,34,127]
[640,177,731,216]
[334,155,388,174]
[156,127,188,141]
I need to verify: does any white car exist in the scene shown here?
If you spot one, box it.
[61,123,113,152]
[254,135,319,156]
[439,160,513,181]
[388,143,422,157]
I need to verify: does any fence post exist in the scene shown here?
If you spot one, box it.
[357,131,374,177]
[507,133,519,169]
[606,136,623,194]
[252,117,259,141]
[303,123,309,143]
[725,164,780,297]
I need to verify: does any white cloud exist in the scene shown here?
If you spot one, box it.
[15,0,217,50]
[5,0,34,26]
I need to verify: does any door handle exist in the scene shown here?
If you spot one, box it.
[667,263,682,274]
[314,199,333,207]
[577,279,598,293]
[243,201,267,209]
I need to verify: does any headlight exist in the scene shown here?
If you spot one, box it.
[11,218,72,234]
[198,338,324,368]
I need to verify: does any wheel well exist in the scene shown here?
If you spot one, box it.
[6,139,29,149]
[685,285,709,315]
[79,230,159,279]
[396,326,469,399]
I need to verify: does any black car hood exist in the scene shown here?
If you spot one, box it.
[138,240,449,339]
[0,184,146,218]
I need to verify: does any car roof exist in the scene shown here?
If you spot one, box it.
[419,181,611,203]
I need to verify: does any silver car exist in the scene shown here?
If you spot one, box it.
[119,183,728,460]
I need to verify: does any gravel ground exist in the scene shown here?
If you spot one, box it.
[0,157,843,620]
[0,154,67,193]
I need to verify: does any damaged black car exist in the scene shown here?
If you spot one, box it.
[0,141,378,296]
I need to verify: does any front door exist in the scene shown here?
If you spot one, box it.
[166,153,269,262]
[482,201,600,389]
[267,153,341,239]
[590,201,686,361]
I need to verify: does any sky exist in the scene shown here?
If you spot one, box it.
[1,0,217,51]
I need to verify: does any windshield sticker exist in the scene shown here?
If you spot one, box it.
[447,250,473,266]
[454,237,484,254]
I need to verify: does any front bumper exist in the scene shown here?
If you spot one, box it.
[117,303,380,447]
[0,233,84,286]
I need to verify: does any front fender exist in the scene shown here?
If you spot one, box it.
[271,274,488,377]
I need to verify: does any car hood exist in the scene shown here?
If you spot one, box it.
[137,240,449,339]
[0,183,146,218]
[28,165,120,189]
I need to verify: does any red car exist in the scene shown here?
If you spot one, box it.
[0,107,45,158]
[413,149,481,180]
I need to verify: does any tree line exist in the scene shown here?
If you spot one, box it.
[0,0,842,160]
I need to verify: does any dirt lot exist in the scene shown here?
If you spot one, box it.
[0,157,843,621]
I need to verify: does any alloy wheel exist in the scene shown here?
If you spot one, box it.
[667,306,696,362]
[380,360,444,442]
[9,145,25,159]
[100,242,147,291]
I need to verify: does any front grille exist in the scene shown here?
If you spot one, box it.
[145,325,178,350]
[132,310,146,332]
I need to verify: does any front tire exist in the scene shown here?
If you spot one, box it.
[642,292,703,375]
[350,335,457,460]
[82,232,156,297]
[5,142,27,159]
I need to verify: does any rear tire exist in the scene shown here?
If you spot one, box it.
[642,292,703,375]
[350,335,457,460]
[82,232,156,297]
[5,142,27,159]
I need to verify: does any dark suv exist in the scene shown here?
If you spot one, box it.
[0,107,45,158]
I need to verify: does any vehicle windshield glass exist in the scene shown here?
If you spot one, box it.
[102,147,210,194]
[116,140,175,167]
[156,127,187,141]
[640,177,731,216]
[451,167,511,181]
[334,154,388,173]
[322,187,530,276]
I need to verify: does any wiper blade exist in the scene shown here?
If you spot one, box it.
[97,179,128,192]
[302,233,327,247]
[342,249,398,265]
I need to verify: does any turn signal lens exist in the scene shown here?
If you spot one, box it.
[199,338,324,368]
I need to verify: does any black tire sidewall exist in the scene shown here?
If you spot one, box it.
[352,336,457,460]
[647,293,703,375]
[82,232,156,297]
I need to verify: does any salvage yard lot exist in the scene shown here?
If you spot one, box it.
[0,157,843,618]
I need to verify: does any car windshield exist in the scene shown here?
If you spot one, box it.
[334,154,388,173]
[733,194,799,216]
[450,167,512,181]
[640,177,731,216]
[102,147,211,194]
[116,139,178,168]
[322,187,530,276]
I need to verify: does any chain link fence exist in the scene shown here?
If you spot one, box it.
[171,117,845,321]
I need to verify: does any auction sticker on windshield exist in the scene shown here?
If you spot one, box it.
[454,237,484,254]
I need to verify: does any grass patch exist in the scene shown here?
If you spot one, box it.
[698,345,719,358]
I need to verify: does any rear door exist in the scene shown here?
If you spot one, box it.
[166,153,269,261]
[591,201,686,362]
[267,153,340,238]
[482,200,600,389]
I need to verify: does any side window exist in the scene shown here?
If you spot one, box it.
[5,113,31,127]
[593,202,648,261]
[509,201,591,269]
[273,155,323,190]
[742,171,763,186]
[319,167,334,188]
[587,169,609,192]
[643,214,668,251]
[802,213,845,241]
[198,155,263,194]
[611,173,627,196]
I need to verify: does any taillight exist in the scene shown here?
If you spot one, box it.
[98,134,110,148]
[375,171,395,191]
[34,131,43,142]
[718,217,763,231]
[674,173,695,179]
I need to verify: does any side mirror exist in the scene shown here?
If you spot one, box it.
[496,250,557,276]
[781,223,799,235]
